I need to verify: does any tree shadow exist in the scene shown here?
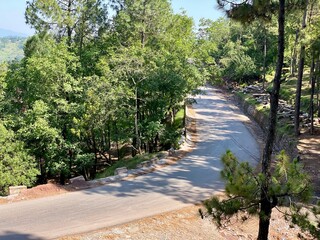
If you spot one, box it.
[79,86,260,203]
[0,231,43,240]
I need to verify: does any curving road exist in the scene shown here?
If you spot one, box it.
[0,86,260,240]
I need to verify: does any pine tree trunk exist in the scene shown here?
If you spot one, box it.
[67,0,73,47]
[310,55,316,134]
[262,26,267,89]
[294,0,308,137]
[258,0,285,239]
[290,30,299,76]
[294,45,305,136]
[183,99,187,137]
[316,58,320,118]
[317,67,320,117]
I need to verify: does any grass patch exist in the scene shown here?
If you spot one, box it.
[279,75,311,111]
[236,92,257,105]
[237,91,270,117]
[96,152,165,179]
[256,104,270,115]
[277,120,294,136]
[173,108,184,129]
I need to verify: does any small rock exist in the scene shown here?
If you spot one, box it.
[114,167,128,175]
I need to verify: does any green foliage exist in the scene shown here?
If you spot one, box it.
[197,17,277,84]
[0,37,25,62]
[289,198,320,239]
[270,150,312,202]
[160,127,180,149]
[221,150,260,199]
[96,152,164,179]
[204,150,314,233]
[173,109,184,129]
[0,0,203,184]
[0,122,39,195]
[220,41,259,83]
[18,100,67,177]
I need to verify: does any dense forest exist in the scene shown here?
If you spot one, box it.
[0,37,25,62]
[0,0,205,193]
[0,0,319,199]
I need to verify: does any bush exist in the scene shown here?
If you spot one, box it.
[220,42,260,83]
[0,123,39,195]
[160,127,180,149]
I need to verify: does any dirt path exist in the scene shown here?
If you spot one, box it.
[298,133,320,197]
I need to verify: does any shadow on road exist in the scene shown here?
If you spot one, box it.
[0,231,43,240]
[78,87,260,205]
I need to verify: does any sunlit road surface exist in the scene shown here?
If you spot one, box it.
[0,86,260,239]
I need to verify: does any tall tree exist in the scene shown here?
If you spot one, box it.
[294,0,309,136]
[4,34,82,183]
[0,122,39,195]
[216,1,286,239]
[26,0,106,41]
[259,1,285,237]
[111,0,172,48]
[25,0,108,70]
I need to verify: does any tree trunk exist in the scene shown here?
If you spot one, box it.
[310,55,316,134]
[134,86,141,154]
[90,130,98,179]
[67,0,73,47]
[114,122,120,161]
[258,0,285,239]
[318,79,320,117]
[183,99,187,137]
[290,30,299,76]
[141,0,147,48]
[294,0,308,137]
[317,57,320,118]
[294,45,305,136]
[107,118,111,150]
[39,157,47,184]
[262,26,267,89]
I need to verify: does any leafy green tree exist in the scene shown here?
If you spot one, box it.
[220,40,258,82]
[26,0,108,75]
[0,0,204,186]
[4,34,82,183]
[18,101,64,183]
[105,2,202,154]
[0,122,38,195]
[197,17,278,85]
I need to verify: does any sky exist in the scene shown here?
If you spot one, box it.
[0,0,225,36]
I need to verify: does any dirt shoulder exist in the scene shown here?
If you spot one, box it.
[59,205,312,240]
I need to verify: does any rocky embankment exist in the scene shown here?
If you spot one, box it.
[231,83,302,159]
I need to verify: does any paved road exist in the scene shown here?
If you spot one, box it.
[0,86,260,240]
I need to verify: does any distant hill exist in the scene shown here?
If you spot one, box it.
[0,28,28,38]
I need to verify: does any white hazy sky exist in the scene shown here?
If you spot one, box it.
[0,0,224,36]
